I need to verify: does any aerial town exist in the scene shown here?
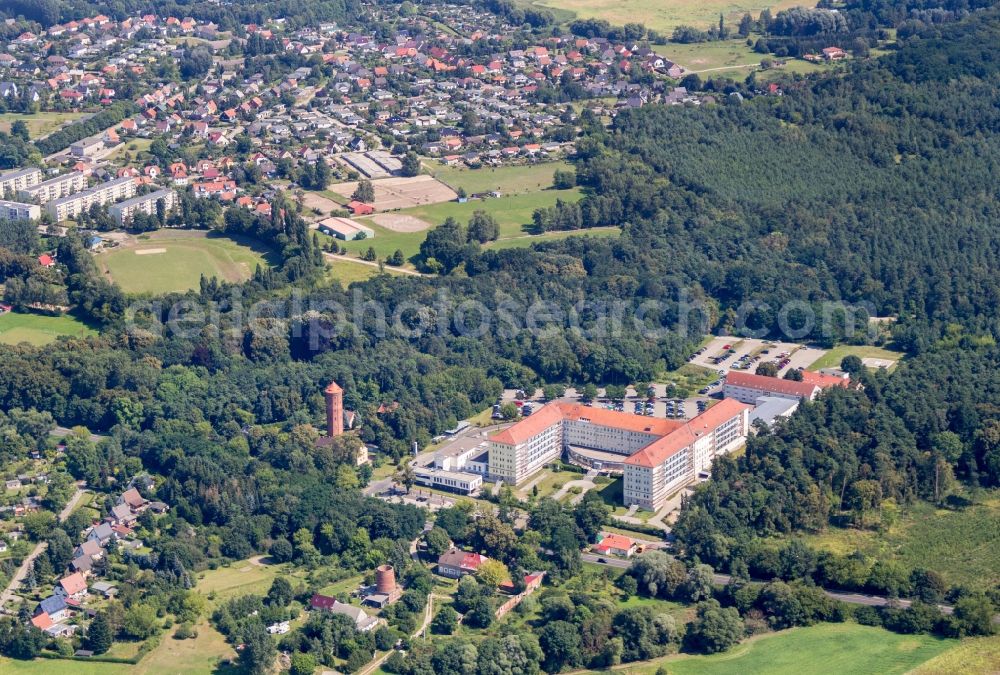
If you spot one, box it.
[0,0,997,673]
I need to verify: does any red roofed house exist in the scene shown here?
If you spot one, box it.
[56,572,88,600]
[347,200,374,216]
[38,254,55,267]
[437,548,488,578]
[593,534,637,558]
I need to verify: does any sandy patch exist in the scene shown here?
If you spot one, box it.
[328,175,457,211]
[300,191,342,215]
[369,213,433,233]
[135,248,167,255]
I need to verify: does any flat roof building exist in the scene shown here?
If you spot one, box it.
[108,188,176,226]
[414,467,483,495]
[0,167,42,196]
[46,176,137,221]
[0,199,41,221]
[317,216,375,240]
[18,171,86,204]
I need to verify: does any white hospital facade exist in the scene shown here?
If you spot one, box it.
[488,399,750,510]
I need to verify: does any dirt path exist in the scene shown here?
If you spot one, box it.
[358,593,446,675]
[323,252,427,277]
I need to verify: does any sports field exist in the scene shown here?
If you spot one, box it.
[96,230,277,294]
[526,0,803,34]
[588,623,955,675]
[0,311,98,346]
[0,112,85,139]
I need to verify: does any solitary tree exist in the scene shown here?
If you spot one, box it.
[352,179,375,203]
[86,612,113,654]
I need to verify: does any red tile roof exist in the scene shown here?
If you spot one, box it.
[489,402,681,446]
[594,534,634,553]
[800,370,850,388]
[59,572,87,596]
[725,371,820,399]
[626,398,751,468]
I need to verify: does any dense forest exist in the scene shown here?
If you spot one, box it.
[674,343,1000,588]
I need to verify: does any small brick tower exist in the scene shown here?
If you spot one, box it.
[324,381,343,438]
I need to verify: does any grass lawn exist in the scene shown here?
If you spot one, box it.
[484,226,620,250]
[593,623,954,675]
[526,0,802,35]
[195,559,283,605]
[808,344,903,371]
[132,621,237,675]
[342,187,595,263]
[799,489,1000,591]
[0,311,98,346]
[326,258,393,285]
[0,659,131,675]
[910,635,1000,675]
[96,230,278,294]
[430,160,574,196]
[0,111,84,139]
[654,40,763,75]
[110,137,154,164]
[656,363,718,393]
[0,621,237,675]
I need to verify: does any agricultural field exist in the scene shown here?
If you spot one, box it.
[524,0,802,35]
[0,311,98,346]
[431,160,574,196]
[808,343,903,370]
[799,489,1000,591]
[594,623,955,675]
[95,230,278,294]
[0,111,85,139]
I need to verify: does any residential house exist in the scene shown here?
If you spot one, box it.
[436,547,488,578]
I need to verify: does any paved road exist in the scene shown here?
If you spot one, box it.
[581,552,955,615]
[0,486,88,611]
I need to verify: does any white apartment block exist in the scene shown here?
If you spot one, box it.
[46,176,137,221]
[19,172,87,204]
[0,199,41,221]
[489,399,751,510]
[108,189,177,226]
[0,167,42,196]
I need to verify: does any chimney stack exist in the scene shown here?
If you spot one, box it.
[324,381,343,438]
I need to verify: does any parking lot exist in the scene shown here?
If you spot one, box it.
[689,337,828,379]
[494,337,831,425]
[501,385,711,423]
